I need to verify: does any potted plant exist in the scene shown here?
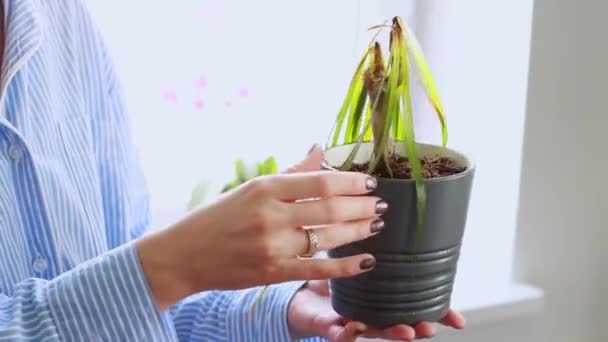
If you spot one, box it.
[321,16,475,328]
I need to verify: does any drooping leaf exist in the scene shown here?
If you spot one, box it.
[399,29,426,250]
[393,107,404,141]
[328,48,372,147]
[341,117,372,171]
[346,83,368,143]
[399,17,448,151]
[362,103,373,141]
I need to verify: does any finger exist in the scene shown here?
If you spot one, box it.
[283,144,324,174]
[414,321,436,339]
[291,218,384,256]
[359,324,415,340]
[288,197,386,227]
[330,322,367,342]
[440,310,465,329]
[280,254,376,281]
[268,171,378,201]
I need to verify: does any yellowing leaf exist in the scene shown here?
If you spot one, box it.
[399,17,448,150]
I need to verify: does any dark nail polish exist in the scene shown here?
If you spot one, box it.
[365,177,377,190]
[370,219,385,233]
[375,200,388,215]
[354,329,365,335]
[360,258,376,270]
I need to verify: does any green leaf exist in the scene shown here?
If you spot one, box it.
[187,181,208,210]
[220,179,240,194]
[262,156,278,175]
[235,159,247,182]
[393,107,404,141]
[345,80,368,144]
[399,33,426,250]
[256,162,265,177]
[327,26,388,149]
[328,49,371,147]
[399,17,448,151]
[362,104,373,141]
[341,120,370,171]
[349,85,368,143]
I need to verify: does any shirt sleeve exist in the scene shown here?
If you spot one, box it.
[169,282,326,342]
[0,243,171,341]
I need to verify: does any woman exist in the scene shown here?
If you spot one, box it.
[0,0,463,340]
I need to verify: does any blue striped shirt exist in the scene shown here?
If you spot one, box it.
[0,1,326,340]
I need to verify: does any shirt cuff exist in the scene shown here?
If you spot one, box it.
[226,281,307,342]
[46,242,171,341]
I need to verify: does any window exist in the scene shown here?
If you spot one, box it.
[88,0,535,302]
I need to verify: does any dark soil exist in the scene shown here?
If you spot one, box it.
[350,154,466,179]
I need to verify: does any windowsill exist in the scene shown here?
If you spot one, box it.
[359,283,543,341]
[448,282,544,328]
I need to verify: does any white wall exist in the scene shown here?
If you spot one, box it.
[379,0,534,292]
[86,0,390,226]
[513,0,608,341]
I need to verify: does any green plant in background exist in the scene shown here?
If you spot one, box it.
[220,156,278,193]
[187,156,278,210]
[326,16,448,245]
[187,156,279,314]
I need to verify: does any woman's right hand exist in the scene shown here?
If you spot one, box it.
[137,156,387,310]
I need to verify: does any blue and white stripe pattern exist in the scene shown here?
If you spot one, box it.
[0,1,326,340]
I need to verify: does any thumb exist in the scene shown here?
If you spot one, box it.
[283,144,324,174]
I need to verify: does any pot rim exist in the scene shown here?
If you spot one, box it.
[321,141,476,184]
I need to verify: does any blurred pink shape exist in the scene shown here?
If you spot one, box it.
[163,88,178,104]
[195,76,208,89]
[238,86,249,98]
[225,100,232,108]
[193,98,206,110]
[201,0,222,18]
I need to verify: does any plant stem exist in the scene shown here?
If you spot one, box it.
[363,42,391,175]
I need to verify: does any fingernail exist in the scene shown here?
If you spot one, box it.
[360,258,376,270]
[375,200,388,215]
[365,176,377,190]
[370,219,385,233]
[354,329,365,335]
[307,144,319,156]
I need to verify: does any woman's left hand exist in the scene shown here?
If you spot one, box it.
[287,280,465,341]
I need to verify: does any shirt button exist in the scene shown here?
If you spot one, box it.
[33,256,49,273]
[8,145,23,160]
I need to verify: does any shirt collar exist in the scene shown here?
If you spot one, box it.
[1,0,42,89]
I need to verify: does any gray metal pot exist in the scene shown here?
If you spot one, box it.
[322,142,475,328]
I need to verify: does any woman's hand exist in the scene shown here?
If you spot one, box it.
[137,146,387,310]
[288,280,465,341]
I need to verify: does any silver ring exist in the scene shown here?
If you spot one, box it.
[300,229,320,258]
